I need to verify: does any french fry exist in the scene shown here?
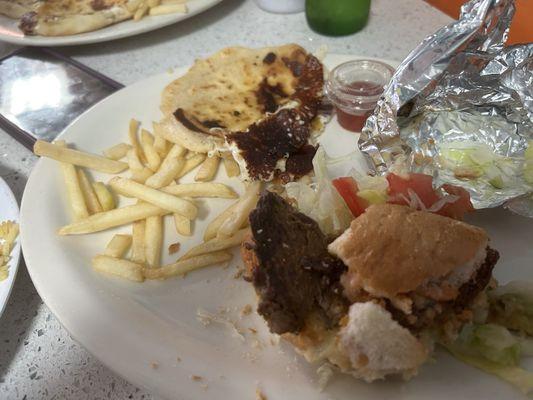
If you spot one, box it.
[128,119,147,164]
[223,157,240,178]
[104,234,132,258]
[147,0,160,7]
[153,124,169,157]
[181,228,249,260]
[140,129,161,171]
[130,168,154,184]
[56,141,89,221]
[144,145,186,188]
[203,200,240,241]
[108,177,197,218]
[176,153,206,178]
[173,213,191,236]
[134,3,149,21]
[143,251,232,280]
[153,136,169,158]
[165,143,187,159]
[92,182,116,211]
[131,220,146,264]
[218,182,260,237]
[77,170,103,214]
[148,2,187,15]
[144,157,182,188]
[162,182,237,199]
[126,147,145,171]
[195,156,220,182]
[92,255,144,282]
[34,140,127,174]
[161,0,186,4]
[58,203,168,235]
[184,151,195,160]
[152,121,173,156]
[103,143,132,160]
[145,215,163,268]
[127,147,153,183]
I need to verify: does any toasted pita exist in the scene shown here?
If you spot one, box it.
[161,44,309,127]
[159,45,325,180]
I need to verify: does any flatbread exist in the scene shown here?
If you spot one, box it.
[161,44,312,131]
[18,0,140,36]
[0,0,42,19]
[159,44,326,181]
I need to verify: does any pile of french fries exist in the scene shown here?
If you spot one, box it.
[33,118,261,283]
[129,0,188,21]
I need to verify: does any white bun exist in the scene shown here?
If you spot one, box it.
[284,302,430,382]
[338,302,429,382]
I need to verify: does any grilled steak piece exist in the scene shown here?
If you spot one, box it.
[244,192,348,335]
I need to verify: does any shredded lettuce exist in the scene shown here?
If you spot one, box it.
[488,281,533,335]
[285,147,352,236]
[346,168,389,205]
[444,323,533,394]
[439,141,521,188]
[456,324,521,366]
[519,336,533,357]
[357,189,387,204]
[447,349,533,395]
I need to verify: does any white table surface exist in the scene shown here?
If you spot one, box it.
[0,1,451,398]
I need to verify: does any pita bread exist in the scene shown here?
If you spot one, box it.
[159,44,325,180]
[161,44,310,129]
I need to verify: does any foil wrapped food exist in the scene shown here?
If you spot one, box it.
[359,0,533,216]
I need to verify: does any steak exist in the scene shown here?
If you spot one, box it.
[244,192,348,335]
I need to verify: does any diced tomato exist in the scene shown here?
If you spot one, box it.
[386,173,440,208]
[332,177,367,217]
[438,184,474,220]
[334,173,473,221]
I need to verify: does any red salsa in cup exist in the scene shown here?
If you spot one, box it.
[326,60,395,133]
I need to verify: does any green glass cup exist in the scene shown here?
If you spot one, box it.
[306,0,371,36]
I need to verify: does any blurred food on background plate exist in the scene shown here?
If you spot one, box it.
[0,221,19,281]
[0,0,188,36]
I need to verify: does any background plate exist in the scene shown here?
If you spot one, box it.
[0,176,21,318]
[20,54,533,400]
[0,0,222,46]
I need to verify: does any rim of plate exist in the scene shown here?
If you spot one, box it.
[20,54,401,399]
[0,176,21,318]
[0,0,223,46]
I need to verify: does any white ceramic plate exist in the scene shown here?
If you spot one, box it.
[0,177,21,318]
[21,54,533,400]
[0,0,222,46]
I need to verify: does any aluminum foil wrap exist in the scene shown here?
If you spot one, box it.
[359,0,533,216]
